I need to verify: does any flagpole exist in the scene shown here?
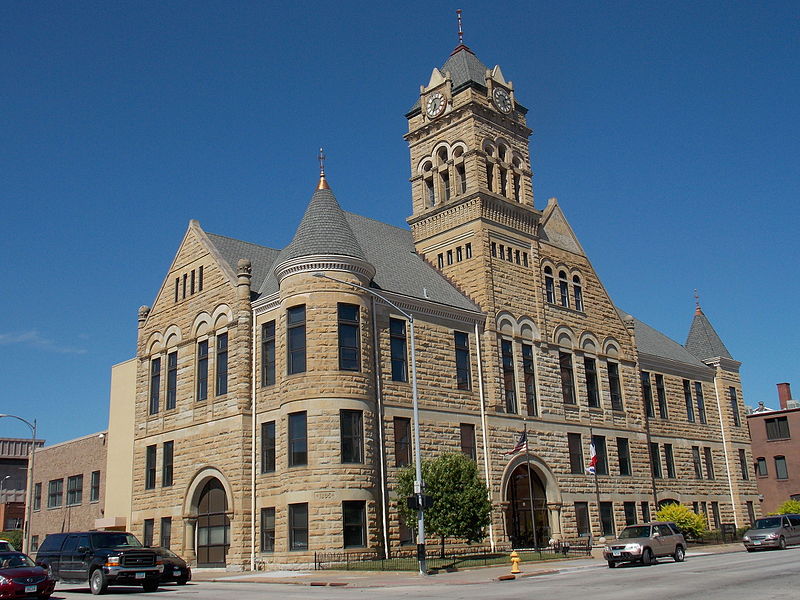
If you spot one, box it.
[522,422,539,551]
[589,425,601,538]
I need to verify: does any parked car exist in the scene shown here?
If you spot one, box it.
[603,522,687,567]
[0,550,56,599]
[0,540,15,552]
[35,531,161,595]
[149,547,191,585]
[742,514,800,551]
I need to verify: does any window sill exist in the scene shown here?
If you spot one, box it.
[546,302,586,316]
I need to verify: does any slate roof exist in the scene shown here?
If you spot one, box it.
[685,308,733,360]
[617,308,709,369]
[205,232,280,294]
[442,44,489,91]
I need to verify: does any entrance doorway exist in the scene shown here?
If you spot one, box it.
[506,463,549,548]
[195,478,230,567]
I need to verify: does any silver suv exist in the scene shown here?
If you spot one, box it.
[603,522,687,567]
[742,514,800,551]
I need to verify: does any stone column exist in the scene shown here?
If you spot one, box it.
[183,516,197,565]
[547,502,563,540]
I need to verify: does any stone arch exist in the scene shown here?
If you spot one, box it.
[501,453,562,547]
[183,467,235,568]
[580,332,599,354]
[192,312,212,338]
[164,324,182,349]
[518,317,540,341]
[553,325,576,349]
[145,332,164,355]
[212,303,233,329]
[603,337,621,358]
[496,311,517,336]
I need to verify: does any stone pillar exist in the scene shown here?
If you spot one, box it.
[183,516,197,565]
[547,502,563,540]
[236,259,252,301]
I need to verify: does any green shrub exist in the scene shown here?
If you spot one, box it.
[774,499,800,515]
[654,503,707,539]
[0,530,23,550]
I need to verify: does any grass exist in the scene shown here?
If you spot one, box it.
[322,550,579,572]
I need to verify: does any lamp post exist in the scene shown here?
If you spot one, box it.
[313,272,427,575]
[0,414,37,553]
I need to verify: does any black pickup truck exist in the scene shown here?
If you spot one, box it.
[35,531,161,594]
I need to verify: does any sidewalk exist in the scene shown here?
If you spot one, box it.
[190,543,743,588]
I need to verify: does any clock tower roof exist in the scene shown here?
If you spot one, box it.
[441,44,489,92]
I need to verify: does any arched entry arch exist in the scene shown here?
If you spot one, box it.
[502,454,562,548]
[184,468,234,567]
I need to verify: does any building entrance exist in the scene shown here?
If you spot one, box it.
[506,463,549,548]
[195,478,229,567]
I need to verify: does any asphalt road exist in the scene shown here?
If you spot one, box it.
[50,547,799,600]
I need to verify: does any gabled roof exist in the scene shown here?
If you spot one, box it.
[685,307,733,360]
[205,232,279,294]
[617,308,709,369]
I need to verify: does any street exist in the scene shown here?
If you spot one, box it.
[50,547,799,600]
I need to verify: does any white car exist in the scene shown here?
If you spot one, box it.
[0,540,15,552]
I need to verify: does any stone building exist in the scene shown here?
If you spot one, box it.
[129,41,759,568]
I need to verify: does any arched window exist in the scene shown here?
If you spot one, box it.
[573,275,584,312]
[544,267,555,303]
[558,270,570,308]
[422,161,435,207]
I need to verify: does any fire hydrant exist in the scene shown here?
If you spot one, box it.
[510,550,521,574]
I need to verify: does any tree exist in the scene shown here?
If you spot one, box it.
[396,452,492,555]
[774,499,800,515]
[655,503,707,539]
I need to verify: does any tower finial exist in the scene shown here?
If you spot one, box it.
[317,147,330,190]
[457,9,463,44]
[694,289,702,315]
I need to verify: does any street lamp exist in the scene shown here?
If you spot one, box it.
[0,415,37,554]
[312,272,428,575]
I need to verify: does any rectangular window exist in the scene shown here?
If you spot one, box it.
[641,502,651,523]
[641,372,655,418]
[437,253,444,268]
[568,433,584,474]
[545,273,555,303]
[174,278,179,302]
[655,374,668,419]
[623,501,637,526]
[289,503,309,551]
[765,416,790,440]
[216,332,228,395]
[198,265,203,291]
[460,423,476,460]
[190,269,195,294]
[703,447,715,479]
[593,435,608,475]
[695,382,707,424]
[711,502,721,529]
[739,449,749,480]
[617,437,631,476]
[66,475,83,506]
[149,356,161,415]
[441,171,451,202]
[775,456,788,480]
[700,502,709,527]
[343,501,366,548]
[650,442,662,478]
[182,273,187,298]
[426,179,435,206]
[287,305,307,374]
[522,343,537,416]
[261,321,276,387]
[575,502,591,537]
[747,501,756,525]
[559,277,570,307]
[399,520,414,546]
[338,303,360,371]
[160,517,172,549]
[608,362,623,411]
[692,446,703,479]
[456,164,466,194]
[447,249,453,265]
[756,456,768,476]
[288,412,307,467]
[30,536,39,553]
[390,318,408,382]
[394,417,411,467]
[664,443,676,478]
[455,332,472,390]
[196,340,209,401]
[145,445,157,489]
[683,379,695,422]
[340,409,364,463]
[162,441,174,487]
[260,507,275,552]
[600,502,615,536]
[559,352,576,404]
[143,519,154,547]
[33,482,41,511]
[261,421,276,473]
[522,252,528,267]
[501,339,517,412]
[729,387,741,427]
[465,243,472,259]
[166,351,177,410]
[47,479,63,508]
[584,357,600,408]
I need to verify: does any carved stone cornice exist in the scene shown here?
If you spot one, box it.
[273,254,376,287]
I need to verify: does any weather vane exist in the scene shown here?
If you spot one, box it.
[457,9,464,44]
[694,289,701,310]
[318,147,326,177]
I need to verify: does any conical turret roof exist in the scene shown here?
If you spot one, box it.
[685,307,733,361]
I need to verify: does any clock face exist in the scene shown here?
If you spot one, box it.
[426,92,446,118]
[493,87,512,113]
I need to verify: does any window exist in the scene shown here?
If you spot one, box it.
[456,247,463,262]
[390,319,409,383]
[650,443,662,478]
[340,410,363,463]
[655,374,668,419]
[544,267,555,303]
[739,449,749,480]
[456,164,466,194]
[446,249,453,265]
[522,343,537,416]
[599,502,615,536]
[455,332,471,390]
[196,340,209,401]
[289,503,308,551]
[692,446,703,478]
[664,443,676,478]
[486,161,494,191]
[491,242,497,257]
[182,273,187,298]
[261,321,276,386]
[608,362,623,411]
[703,447,715,479]
[145,445,157,489]
[33,482,41,511]
[399,519,414,546]
[573,276,584,311]
[695,382,707,424]
[617,437,631,476]
[437,253,444,268]
[198,265,203,291]
[513,173,521,201]
[426,178,435,206]
[460,423,476,460]
[683,379,695,422]
[641,502,651,523]
[465,243,472,259]
[343,501,366,548]
[559,352,576,405]
[143,519,154,547]
[66,475,83,506]
[765,416,790,440]
[441,171,451,202]
[260,507,275,552]
[166,351,177,409]
[394,417,411,467]
[30,536,39,553]
[216,332,228,395]
[641,372,655,418]
[558,271,570,307]
[523,252,528,267]
[756,456,768,476]
[568,433,584,474]
[623,502,637,526]
[584,357,600,408]
[501,339,516,412]
[190,269,195,294]
[289,412,307,467]
[161,517,172,549]
[499,168,507,198]
[711,502,721,529]
[149,357,161,414]
[775,456,788,480]
[729,387,741,427]
[746,501,756,525]
[575,502,591,537]
[162,441,174,487]
[47,479,63,508]
[287,305,307,374]
[593,435,608,475]
[338,303,360,371]
[261,421,276,473]
[174,278,179,302]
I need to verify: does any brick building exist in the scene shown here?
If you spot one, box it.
[748,383,800,514]
[127,41,759,569]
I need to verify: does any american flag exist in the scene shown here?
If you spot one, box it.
[505,431,528,455]
[585,439,598,474]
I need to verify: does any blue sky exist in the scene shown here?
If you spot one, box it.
[1,1,798,445]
